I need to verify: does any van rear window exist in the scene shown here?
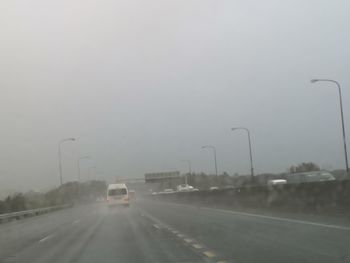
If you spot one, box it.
[108,189,127,196]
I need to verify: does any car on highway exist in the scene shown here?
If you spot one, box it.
[106,183,130,208]
[267,179,287,186]
[3,1,349,263]
[158,189,175,194]
[176,184,194,192]
[286,171,336,184]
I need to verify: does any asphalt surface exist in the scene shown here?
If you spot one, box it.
[1,199,350,263]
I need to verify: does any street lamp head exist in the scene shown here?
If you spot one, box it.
[60,137,76,143]
[231,127,249,133]
[310,79,319,83]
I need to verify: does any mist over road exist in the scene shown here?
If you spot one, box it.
[1,199,350,263]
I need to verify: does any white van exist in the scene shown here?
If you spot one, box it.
[106,183,129,207]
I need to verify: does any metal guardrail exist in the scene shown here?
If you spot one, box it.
[0,204,72,224]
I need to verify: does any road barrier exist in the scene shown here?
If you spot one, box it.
[150,180,350,212]
[0,204,72,224]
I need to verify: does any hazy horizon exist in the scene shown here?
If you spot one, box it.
[1,0,349,192]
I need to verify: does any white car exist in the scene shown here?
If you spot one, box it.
[158,189,174,194]
[177,184,194,192]
[106,183,130,208]
[267,179,287,186]
[209,186,219,191]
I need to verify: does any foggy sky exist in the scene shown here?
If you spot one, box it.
[1,0,350,192]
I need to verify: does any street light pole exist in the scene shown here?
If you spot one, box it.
[202,145,218,176]
[77,156,91,182]
[311,79,349,176]
[181,160,192,185]
[58,138,76,186]
[231,127,255,182]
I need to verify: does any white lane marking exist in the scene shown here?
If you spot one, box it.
[153,224,161,230]
[203,251,216,258]
[184,238,194,243]
[138,206,223,260]
[202,207,350,231]
[192,243,203,249]
[38,234,54,243]
[73,219,81,224]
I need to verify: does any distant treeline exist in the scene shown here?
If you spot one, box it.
[0,180,107,214]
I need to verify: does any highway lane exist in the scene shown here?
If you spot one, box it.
[137,199,350,263]
[0,203,205,263]
[1,199,350,263]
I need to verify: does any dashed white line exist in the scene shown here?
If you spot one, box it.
[137,206,223,261]
[38,234,54,243]
[203,251,216,258]
[184,238,194,243]
[153,224,161,230]
[192,243,203,249]
[73,219,81,224]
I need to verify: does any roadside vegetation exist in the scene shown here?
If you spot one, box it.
[0,180,106,214]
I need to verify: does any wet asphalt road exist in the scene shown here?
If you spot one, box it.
[1,198,350,263]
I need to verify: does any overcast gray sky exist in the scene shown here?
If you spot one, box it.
[1,0,349,192]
